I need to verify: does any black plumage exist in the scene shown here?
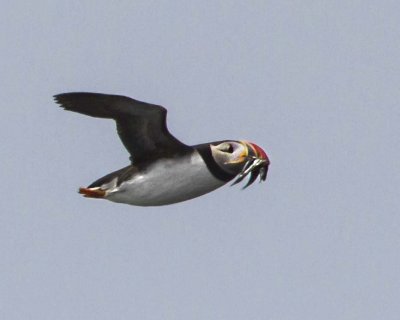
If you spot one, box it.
[54,92,191,163]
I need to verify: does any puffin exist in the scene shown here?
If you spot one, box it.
[54,92,270,206]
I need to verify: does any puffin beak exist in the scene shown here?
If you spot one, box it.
[231,141,270,188]
[245,141,269,162]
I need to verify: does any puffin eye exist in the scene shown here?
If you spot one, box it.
[225,143,234,153]
[216,142,235,153]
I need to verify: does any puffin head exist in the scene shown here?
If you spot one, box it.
[210,140,270,188]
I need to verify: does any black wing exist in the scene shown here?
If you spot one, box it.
[54,92,191,163]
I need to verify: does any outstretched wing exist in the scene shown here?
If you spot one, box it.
[54,92,190,163]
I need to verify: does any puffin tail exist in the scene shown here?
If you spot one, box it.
[79,187,106,198]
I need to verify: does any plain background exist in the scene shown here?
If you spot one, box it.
[1,1,399,319]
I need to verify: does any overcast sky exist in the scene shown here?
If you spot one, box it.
[1,1,399,319]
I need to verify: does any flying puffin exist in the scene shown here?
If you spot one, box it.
[54,92,270,206]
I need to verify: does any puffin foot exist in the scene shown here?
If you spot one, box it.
[79,187,106,198]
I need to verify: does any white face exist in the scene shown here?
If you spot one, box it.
[210,141,249,174]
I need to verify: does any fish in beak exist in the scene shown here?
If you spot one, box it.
[231,141,270,189]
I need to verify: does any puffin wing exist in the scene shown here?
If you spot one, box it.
[54,92,190,163]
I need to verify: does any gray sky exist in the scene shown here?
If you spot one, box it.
[1,1,399,319]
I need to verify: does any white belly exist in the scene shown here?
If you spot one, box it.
[105,151,226,206]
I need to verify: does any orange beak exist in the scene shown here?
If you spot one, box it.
[231,141,270,188]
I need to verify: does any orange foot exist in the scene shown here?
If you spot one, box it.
[79,187,106,198]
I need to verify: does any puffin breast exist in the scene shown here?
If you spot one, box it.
[106,151,227,206]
